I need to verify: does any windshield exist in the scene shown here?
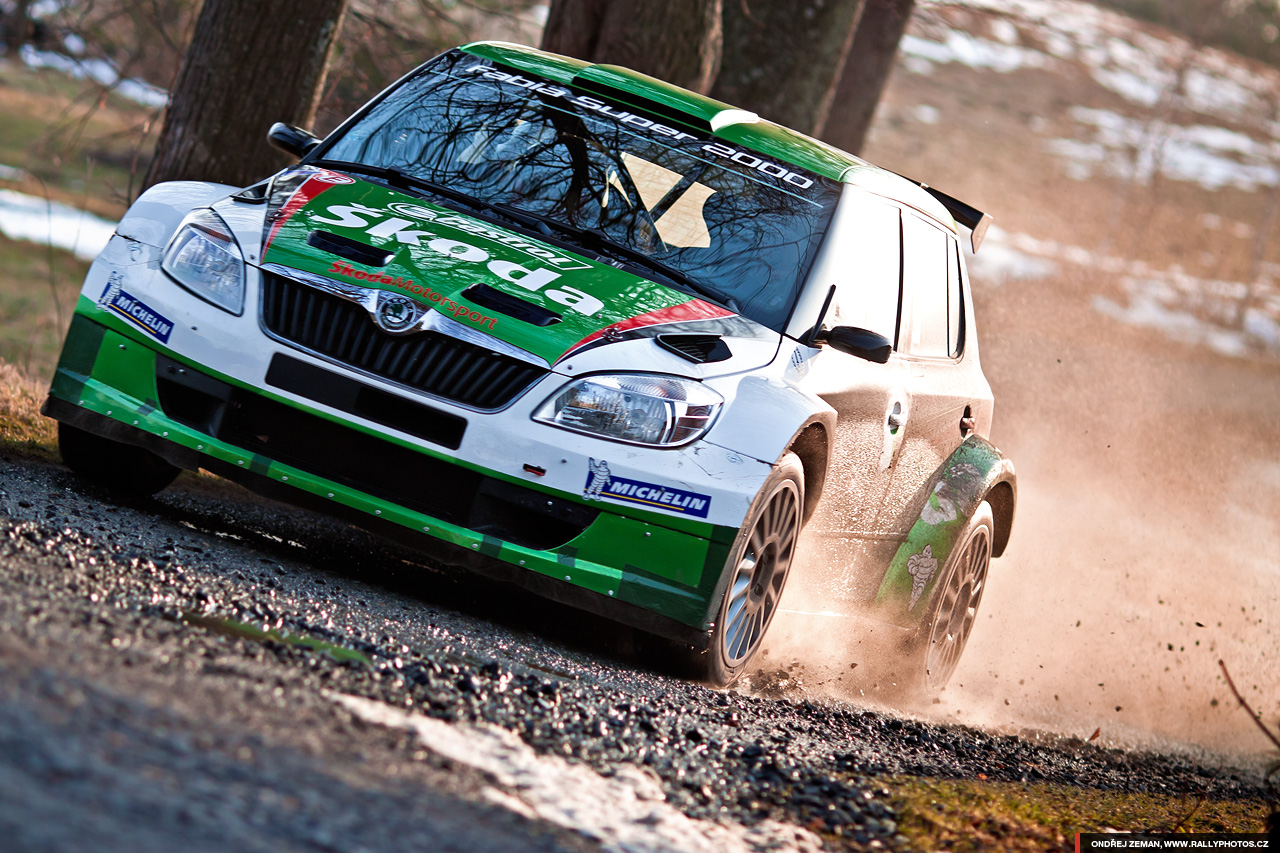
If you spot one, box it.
[317,51,841,332]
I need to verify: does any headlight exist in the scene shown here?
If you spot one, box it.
[161,209,246,314]
[533,374,723,447]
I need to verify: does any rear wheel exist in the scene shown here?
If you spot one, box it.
[684,452,804,687]
[920,500,993,693]
[58,421,181,497]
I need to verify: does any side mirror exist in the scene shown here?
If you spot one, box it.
[268,122,321,158]
[817,326,892,364]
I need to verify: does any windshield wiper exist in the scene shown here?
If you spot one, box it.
[578,228,740,313]
[311,160,567,238]
[310,159,489,213]
[491,212,740,312]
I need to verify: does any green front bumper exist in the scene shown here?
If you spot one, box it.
[45,312,737,645]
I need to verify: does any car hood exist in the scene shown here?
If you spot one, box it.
[253,167,779,369]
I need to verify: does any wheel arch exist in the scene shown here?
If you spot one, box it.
[783,418,833,525]
[872,435,1016,626]
[984,477,1016,558]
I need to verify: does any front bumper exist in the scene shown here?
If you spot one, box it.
[44,308,760,645]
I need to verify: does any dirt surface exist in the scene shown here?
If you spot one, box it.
[838,3,1280,761]
[0,457,1267,851]
[3,2,1279,848]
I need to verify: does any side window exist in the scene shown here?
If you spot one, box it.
[948,240,965,358]
[829,200,901,344]
[901,213,951,358]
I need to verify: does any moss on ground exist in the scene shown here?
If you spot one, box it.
[887,775,1272,852]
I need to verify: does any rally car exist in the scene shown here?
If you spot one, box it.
[43,41,1015,690]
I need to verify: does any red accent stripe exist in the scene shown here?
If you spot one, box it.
[262,171,344,253]
[564,299,736,358]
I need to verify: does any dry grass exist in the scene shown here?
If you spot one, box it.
[0,359,56,460]
[888,775,1271,852]
[0,59,157,220]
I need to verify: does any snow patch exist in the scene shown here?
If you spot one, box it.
[913,0,1280,123]
[20,46,168,109]
[332,693,824,853]
[1047,107,1280,191]
[901,31,1052,73]
[1093,285,1251,358]
[0,189,116,260]
[966,226,1059,283]
[967,225,1280,357]
[911,104,941,124]
[989,17,1020,44]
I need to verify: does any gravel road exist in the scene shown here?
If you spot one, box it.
[0,455,1265,852]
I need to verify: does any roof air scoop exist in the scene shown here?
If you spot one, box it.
[710,109,759,132]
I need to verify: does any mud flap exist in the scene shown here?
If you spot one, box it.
[872,436,1015,628]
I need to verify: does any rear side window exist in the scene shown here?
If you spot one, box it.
[829,199,901,343]
[948,240,965,358]
[901,213,962,359]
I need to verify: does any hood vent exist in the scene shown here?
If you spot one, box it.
[307,230,394,267]
[231,181,270,204]
[656,333,731,364]
[463,283,562,327]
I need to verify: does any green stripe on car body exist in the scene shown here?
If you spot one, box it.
[48,314,735,628]
[48,312,106,404]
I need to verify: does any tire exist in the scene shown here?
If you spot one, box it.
[57,421,181,497]
[684,452,804,687]
[919,499,994,693]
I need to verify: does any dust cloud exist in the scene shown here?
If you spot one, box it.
[754,269,1280,765]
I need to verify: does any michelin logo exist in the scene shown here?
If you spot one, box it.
[583,458,712,518]
[98,274,173,343]
[907,545,939,611]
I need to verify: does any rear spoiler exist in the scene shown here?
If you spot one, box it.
[897,175,993,253]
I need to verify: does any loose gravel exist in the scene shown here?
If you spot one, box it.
[0,456,1266,851]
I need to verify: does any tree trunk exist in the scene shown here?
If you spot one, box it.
[818,0,915,154]
[143,0,348,190]
[540,0,723,95]
[2,0,33,56]
[710,0,865,135]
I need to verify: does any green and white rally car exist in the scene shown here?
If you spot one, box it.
[44,42,1015,689]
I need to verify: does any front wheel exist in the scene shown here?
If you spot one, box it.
[920,500,994,693]
[58,421,181,497]
[684,452,804,687]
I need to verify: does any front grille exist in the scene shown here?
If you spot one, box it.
[155,359,598,550]
[261,273,547,410]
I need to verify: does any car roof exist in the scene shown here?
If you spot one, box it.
[460,41,958,233]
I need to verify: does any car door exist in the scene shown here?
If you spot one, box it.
[794,195,912,604]
[880,211,992,532]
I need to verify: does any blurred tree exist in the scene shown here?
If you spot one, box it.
[818,0,916,155]
[143,0,349,189]
[2,0,34,56]
[1092,0,1280,67]
[710,0,866,135]
[540,0,723,94]
[317,0,544,130]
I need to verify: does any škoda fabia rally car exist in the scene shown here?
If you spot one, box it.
[44,42,1015,689]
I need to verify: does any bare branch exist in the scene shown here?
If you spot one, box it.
[1219,659,1280,753]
